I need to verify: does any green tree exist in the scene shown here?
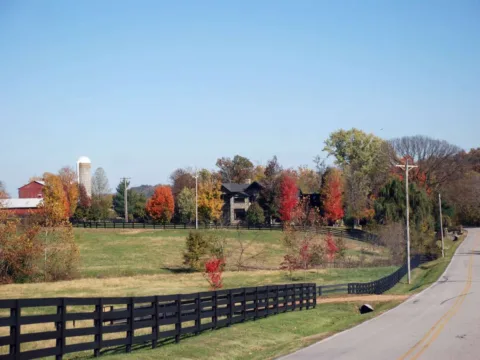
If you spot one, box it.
[177,187,196,223]
[246,203,265,225]
[216,155,254,183]
[113,180,147,221]
[259,156,283,223]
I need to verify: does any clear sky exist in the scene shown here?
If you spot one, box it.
[1,0,479,195]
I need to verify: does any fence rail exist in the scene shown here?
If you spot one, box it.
[0,284,316,360]
[72,221,379,243]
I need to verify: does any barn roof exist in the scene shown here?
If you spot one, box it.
[18,180,45,189]
[0,198,43,209]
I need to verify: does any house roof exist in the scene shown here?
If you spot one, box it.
[18,180,45,189]
[222,181,263,194]
[0,198,43,209]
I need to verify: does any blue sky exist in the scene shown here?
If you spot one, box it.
[1,1,479,194]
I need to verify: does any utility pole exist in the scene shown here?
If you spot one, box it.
[396,158,418,284]
[121,177,131,223]
[194,170,198,230]
[439,193,444,258]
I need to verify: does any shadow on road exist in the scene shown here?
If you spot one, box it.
[440,292,474,305]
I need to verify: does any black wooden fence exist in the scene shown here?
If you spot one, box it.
[0,284,316,360]
[72,221,379,243]
[317,254,433,296]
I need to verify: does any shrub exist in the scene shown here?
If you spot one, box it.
[43,225,80,281]
[246,203,265,225]
[183,231,210,271]
[0,213,42,283]
[203,256,224,290]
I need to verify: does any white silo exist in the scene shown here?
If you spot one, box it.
[77,156,92,197]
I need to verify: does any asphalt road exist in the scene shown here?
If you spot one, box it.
[281,228,480,360]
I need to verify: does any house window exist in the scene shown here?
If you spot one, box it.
[234,209,246,220]
[234,197,245,204]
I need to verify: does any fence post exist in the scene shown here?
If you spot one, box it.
[174,223,176,229]
[195,293,201,334]
[184,223,187,229]
[175,295,181,343]
[152,296,159,349]
[254,287,258,320]
[113,222,116,229]
[313,285,317,308]
[266,286,270,317]
[318,286,322,297]
[9,300,20,358]
[241,288,246,322]
[143,222,146,229]
[275,285,279,314]
[153,223,156,229]
[132,222,134,229]
[94,298,102,357]
[300,284,304,310]
[293,285,297,311]
[213,292,218,329]
[126,298,134,353]
[228,290,233,327]
[122,222,125,229]
[56,298,66,360]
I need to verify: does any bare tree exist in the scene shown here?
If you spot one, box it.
[0,181,8,199]
[389,135,465,189]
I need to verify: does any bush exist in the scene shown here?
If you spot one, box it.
[43,225,80,281]
[246,203,265,225]
[183,231,228,271]
[0,213,42,283]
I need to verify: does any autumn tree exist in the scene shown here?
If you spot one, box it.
[324,128,390,225]
[259,156,283,223]
[73,184,91,220]
[88,168,112,220]
[197,170,223,223]
[170,168,196,196]
[216,155,254,183]
[177,187,195,223]
[279,173,299,223]
[58,166,79,217]
[322,168,344,225]
[297,166,321,193]
[0,181,8,199]
[146,186,175,224]
[42,172,69,225]
[389,135,464,190]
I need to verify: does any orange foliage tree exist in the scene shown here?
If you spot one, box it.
[58,166,79,217]
[146,186,175,224]
[322,169,344,225]
[42,173,70,225]
[198,170,223,223]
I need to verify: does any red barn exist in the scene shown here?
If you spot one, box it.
[0,198,43,216]
[18,181,44,198]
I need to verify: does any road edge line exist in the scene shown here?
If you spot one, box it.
[276,231,469,360]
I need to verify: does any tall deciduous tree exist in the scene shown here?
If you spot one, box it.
[146,186,175,223]
[170,168,196,196]
[322,168,344,224]
[90,168,112,220]
[324,128,389,225]
[42,173,69,225]
[259,156,283,223]
[389,135,464,190]
[198,170,223,223]
[73,184,91,220]
[177,187,196,223]
[58,166,79,217]
[0,181,8,199]
[216,155,254,183]
[297,166,321,193]
[279,173,298,223]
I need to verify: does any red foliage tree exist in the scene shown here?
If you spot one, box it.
[78,184,91,209]
[203,257,224,290]
[279,173,299,223]
[325,233,339,261]
[145,186,175,223]
[323,169,344,224]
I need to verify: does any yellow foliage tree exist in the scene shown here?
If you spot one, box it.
[198,170,223,223]
[42,173,69,225]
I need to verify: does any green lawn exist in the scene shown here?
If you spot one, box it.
[75,229,390,278]
[68,301,401,360]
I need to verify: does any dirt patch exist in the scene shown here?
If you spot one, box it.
[317,294,409,304]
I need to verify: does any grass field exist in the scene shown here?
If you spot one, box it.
[75,229,390,278]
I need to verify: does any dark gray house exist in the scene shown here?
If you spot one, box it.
[221,181,263,224]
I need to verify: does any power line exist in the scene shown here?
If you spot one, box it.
[395,158,418,284]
